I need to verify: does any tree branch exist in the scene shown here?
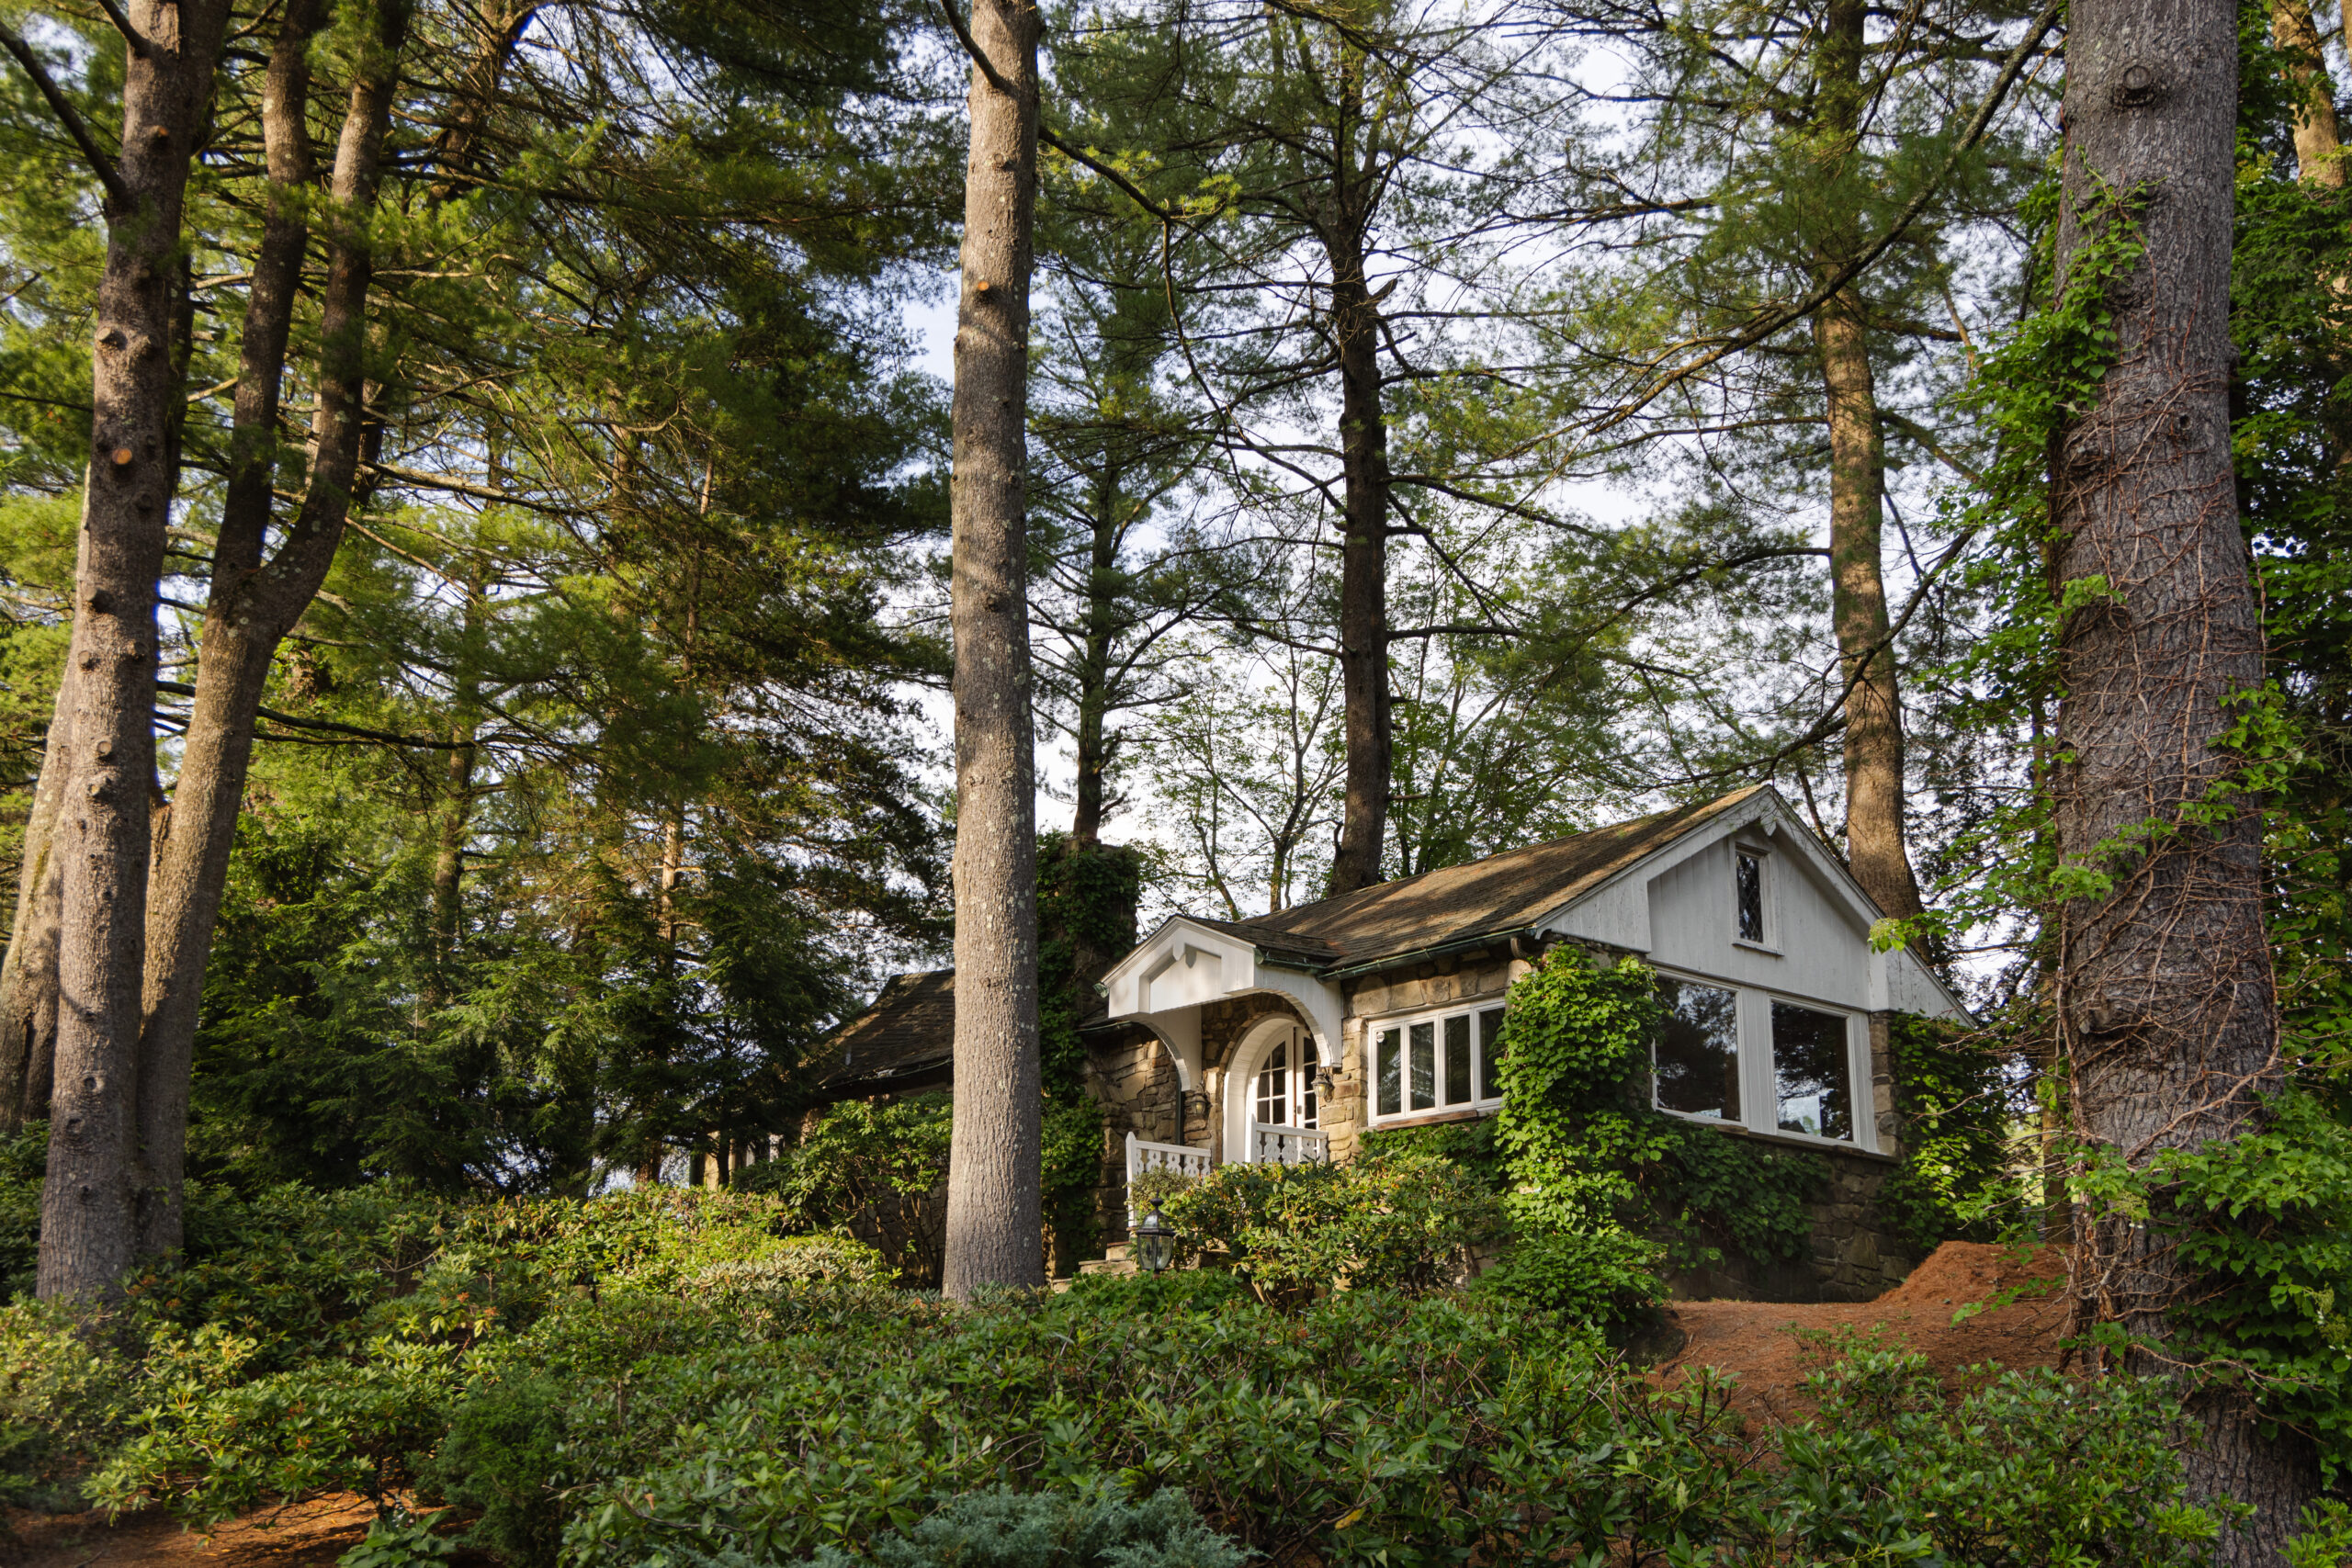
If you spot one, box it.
[89,0,146,55]
[155,681,478,750]
[0,18,130,211]
[1580,0,2063,438]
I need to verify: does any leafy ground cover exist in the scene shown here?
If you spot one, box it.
[5,1174,2326,1568]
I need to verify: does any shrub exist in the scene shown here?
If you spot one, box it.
[803,1484,1244,1568]
[1125,1165,1198,1213]
[741,1093,952,1284]
[1772,1337,2225,1566]
[0,1298,125,1507]
[1156,1147,1500,1305]
[418,1371,567,1568]
[1473,1227,1664,1333]
[692,1233,894,1292]
[1057,1267,1250,1317]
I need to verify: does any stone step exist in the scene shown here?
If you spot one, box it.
[1076,1241,1135,1278]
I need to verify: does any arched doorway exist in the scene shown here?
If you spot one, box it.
[1225,1011,1329,1163]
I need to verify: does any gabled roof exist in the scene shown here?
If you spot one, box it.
[1215,786,1769,974]
[809,968,956,1098]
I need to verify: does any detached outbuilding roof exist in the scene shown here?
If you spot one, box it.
[1197,786,1767,975]
[810,968,956,1098]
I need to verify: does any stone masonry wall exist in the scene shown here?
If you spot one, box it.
[1081,1021,1185,1248]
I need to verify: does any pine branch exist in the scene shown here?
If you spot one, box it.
[0,19,131,212]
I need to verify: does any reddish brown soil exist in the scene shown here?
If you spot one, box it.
[1652,1240,2072,1424]
[0,1495,472,1568]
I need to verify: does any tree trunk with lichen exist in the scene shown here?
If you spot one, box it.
[37,0,236,1303]
[131,0,413,1262]
[2053,0,2320,1551]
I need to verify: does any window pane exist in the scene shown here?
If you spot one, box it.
[1409,1021,1436,1111]
[1772,1001,1852,1140]
[1377,1028,1401,1117]
[1656,979,1740,1121]
[1255,1043,1286,1124]
[1443,1014,1472,1105]
[1478,1009,1505,1100]
[1736,852,1765,942]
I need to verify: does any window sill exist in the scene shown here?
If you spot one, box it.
[1365,1104,1497,1132]
[1731,938,1783,957]
[1722,1121,1895,1163]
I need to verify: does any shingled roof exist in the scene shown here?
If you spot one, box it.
[810,968,956,1098]
[1192,785,1767,974]
[811,789,1773,1099]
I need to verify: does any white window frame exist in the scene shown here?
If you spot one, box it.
[1731,840,1779,953]
[1363,998,1508,1127]
[1651,965,1874,1152]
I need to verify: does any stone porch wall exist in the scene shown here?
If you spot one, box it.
[1080,1021,1188,1249]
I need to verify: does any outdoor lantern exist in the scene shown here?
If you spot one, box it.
[1133,1201,1177,1275]
[1314,1064,1335,1102]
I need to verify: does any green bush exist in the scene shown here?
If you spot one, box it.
[1124,1165,1198,1213]
[1473,1226,1664,1333]
[1057,1267,1250,1317]
[0,1297,124,1507]
[418,1371,567,1568]
[692,1232,895,1292]
[339,1509,461,1568]
[17,1179,2245,1567]
[1775,1337,2224,1565]
[1156,1146,1500,1306]
[741,1093,951,1284]
[803,1484,1243,1568]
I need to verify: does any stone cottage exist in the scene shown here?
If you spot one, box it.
[813,784,1967,1301]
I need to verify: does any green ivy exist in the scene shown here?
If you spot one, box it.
[1879,1015,2019,1254]
[1488,947,1830,1314]
[1036,834,1148,1101]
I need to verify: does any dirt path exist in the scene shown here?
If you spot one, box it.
[1653,1240,2072,1423]
[1,1495,407,1568]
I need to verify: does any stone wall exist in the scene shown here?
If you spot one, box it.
[1080,1021,1185,1249]
[1664,1139,1914,1303]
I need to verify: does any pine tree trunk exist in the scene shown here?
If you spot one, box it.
[131,0,412,1262]
[942,0,1045,1300]
[0,672,73,1133]
[2271,0,2345,187]
[2054,0,2320,1551]
[39,0,235,1303]
[1326,230,1393,897]
[1069,476,1117,847]
[1814,0,1924,922]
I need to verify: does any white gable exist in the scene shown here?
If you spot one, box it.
[1541,789,1965,1021]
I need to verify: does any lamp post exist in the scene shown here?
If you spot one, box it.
[1133,1201,1176,1275]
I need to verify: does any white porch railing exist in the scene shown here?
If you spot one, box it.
[1250,1122,1330,1166]
[1125,1130,1211,1199]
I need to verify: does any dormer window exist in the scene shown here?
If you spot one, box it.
[1735,846,1768,944]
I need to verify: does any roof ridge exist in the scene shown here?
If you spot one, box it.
[1241,785,1764,934]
